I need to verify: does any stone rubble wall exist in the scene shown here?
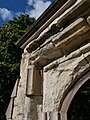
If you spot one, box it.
[6,0,90,120]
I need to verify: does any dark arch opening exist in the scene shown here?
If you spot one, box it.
[67,80,90,120]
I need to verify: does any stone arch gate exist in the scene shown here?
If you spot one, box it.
[60,71,90,120]
[6,0,90,120]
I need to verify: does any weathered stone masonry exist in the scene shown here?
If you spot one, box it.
[6,0,90,120]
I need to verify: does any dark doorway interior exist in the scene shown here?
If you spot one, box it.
[67,80,90,120]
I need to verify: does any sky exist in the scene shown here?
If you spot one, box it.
[0,0,53,26]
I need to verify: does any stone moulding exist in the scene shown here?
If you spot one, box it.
[25,0,90,51]
[44,42,90,72]
[26,65,43,96]
[26,17,88,54]
[60,71,90,120]
[28,17,90,67]
[21,0,77,49]
[16,0,68,48]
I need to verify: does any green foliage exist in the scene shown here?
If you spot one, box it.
[0,14,35,120]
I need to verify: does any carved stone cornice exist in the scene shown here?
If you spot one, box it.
[24,0,90,67]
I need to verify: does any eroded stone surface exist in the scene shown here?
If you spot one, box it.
[43,52,90,112]
[24,96,42,120]
[12,52,30,120]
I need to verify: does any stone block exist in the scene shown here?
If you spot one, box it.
[24,96,42,120]
[80,42,90,54]
[83,51,90,65]
[56,27,90,55]
[37,105,43,120]
[6,99,14,119]
[49,112,60,120]
[44,112,60,120]
[57,0,90,29]
[42,113,47,120]
[26,65,43,96]
[53,18,89,44]
[11,78,19,98]
[7,119,12,120]
[43,67,73,112]
[87,16,90,25]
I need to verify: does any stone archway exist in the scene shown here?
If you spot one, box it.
[67,79,90,120]
[60,71,90,120]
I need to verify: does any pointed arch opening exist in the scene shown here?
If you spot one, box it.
[60,71,90,120]
[67,79,90,120]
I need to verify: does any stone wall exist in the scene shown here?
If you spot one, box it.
[6,0,90,120]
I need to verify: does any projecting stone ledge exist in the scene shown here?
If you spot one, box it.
[26,0,90,53]
[27,17,90,67]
